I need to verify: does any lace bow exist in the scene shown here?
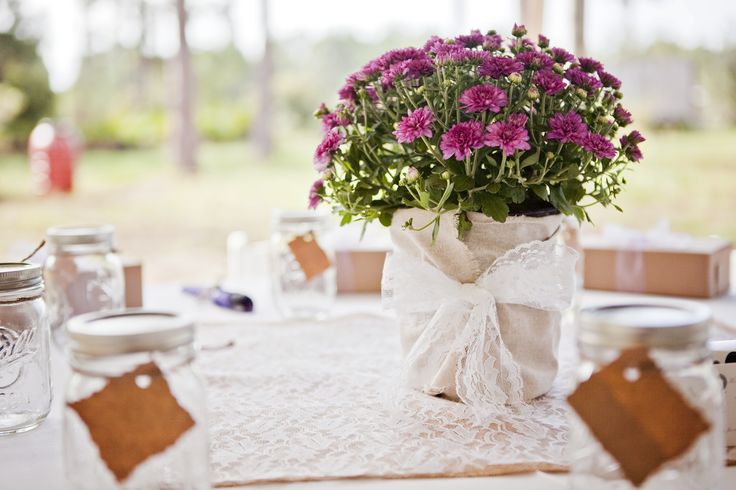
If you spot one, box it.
[383,237,578,417]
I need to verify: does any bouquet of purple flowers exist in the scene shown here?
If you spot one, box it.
[310,24,644,238]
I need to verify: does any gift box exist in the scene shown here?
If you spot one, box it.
[582,225,731,298]
[333,222,391,294]
[122,258,143,307]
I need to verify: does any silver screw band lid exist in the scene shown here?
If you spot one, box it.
[0,262,43,292]
[578,299,711,350]
[67,309,194,356]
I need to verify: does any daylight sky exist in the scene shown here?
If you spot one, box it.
[12,0,736,92]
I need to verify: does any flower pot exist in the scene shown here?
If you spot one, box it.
[383,208,577,411]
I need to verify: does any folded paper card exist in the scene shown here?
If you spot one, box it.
[582,223,731,298]
[287,233,331,280]
[568,348,711,487]
[68,362,195,482]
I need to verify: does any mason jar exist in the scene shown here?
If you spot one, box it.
[0,262,52,434]
[44,224,125,344]
[64,310,209,489]
[271,210,336,319]
[568,301,724,490]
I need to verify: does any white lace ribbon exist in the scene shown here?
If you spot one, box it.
[383,237,578,417]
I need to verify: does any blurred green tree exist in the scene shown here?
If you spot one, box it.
[0,0,54,149]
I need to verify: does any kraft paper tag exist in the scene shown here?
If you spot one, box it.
[68,362,196,482]
[567,348,711,487]
[288,233,331,280]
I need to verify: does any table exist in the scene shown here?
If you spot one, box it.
[2,285,735,490]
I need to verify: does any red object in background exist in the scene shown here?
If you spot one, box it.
[28,120,79,194]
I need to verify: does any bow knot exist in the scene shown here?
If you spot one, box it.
[383,237,578,418]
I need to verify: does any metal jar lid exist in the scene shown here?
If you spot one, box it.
[578,300,711,350]
[273,209,331,225]
[47,224,115,247]
[67,309,194,356]
[0,262,43,292]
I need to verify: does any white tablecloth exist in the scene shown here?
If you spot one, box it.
[1,285,735,490]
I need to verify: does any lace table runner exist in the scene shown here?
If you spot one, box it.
[197,314,572,487]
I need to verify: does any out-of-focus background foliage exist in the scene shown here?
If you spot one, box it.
[1,0,735,282]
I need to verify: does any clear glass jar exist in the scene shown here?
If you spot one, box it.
[568,301,724,490]
[0,262,52,435]
[271,210,336,319]
[44,224,125,344]
[64,310,209,489]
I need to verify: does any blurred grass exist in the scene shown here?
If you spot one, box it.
[2,128,735,283]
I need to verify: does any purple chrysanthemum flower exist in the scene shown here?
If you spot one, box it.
[546,111,588,144]
[516,50,553,70]
[436,47,491,65]
[565,68,603,92]
[478,56,524,78]
[582,132,617,160]
[393,107,435,143]
[578,56,604,73]
[361,47,426,79]
[455,29,485,48]
[509,37,535,51]
[314,130,343,171]
[533,70,566,95]
[440,120,486,160]
[507,112,529,127]
[550,47,575,64]
[380,57,434,88]
[321,111,350,133]
[338,73,359,102]
[422,35,445,53]
[485,118,532,156]
[620,130,646,162]
[598,71,622,89]
[459,84,508,113]
[537,34,550,48]
[613,105,633,126]
[308,179,324,209]
[483,33,503,51]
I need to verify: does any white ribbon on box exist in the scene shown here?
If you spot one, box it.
[383,237,578,418]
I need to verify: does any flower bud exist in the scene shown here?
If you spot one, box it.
[527,86,540,100]
[575,88,588,99]
[546,151,555,161]
[552,63,564,75]
[614,90,623,99]
[511,23,527,37]
[314,103,329,118]
[598,115,611,125]
[322,168,335,180]
[537,34,550,48]
[416,85,426,95]
[441,170,451,180]
[508,72,523,84]
[486,29,497,36]
[405,166,420,184]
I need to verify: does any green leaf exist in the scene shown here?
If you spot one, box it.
[486,182,501,193]
[378,211,393,227]
[571,206,586,222]
[506,186,526,204]
[549,186,572,214]
[531,184,549,201]
[520,148,541,169]
[456,211,472,240]
[340,214,353,226]
[418,189,430,209]
[453,175,474,192]
[477,192,509,223]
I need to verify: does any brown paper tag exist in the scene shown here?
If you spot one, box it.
[568,348,711,487]
[68,362,196,482]
[288,233,331,280]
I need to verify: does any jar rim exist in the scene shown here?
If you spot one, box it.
[578,299,711,350]
[46,224,115,247]
[67,309,194,357]
[0,262,43,293]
